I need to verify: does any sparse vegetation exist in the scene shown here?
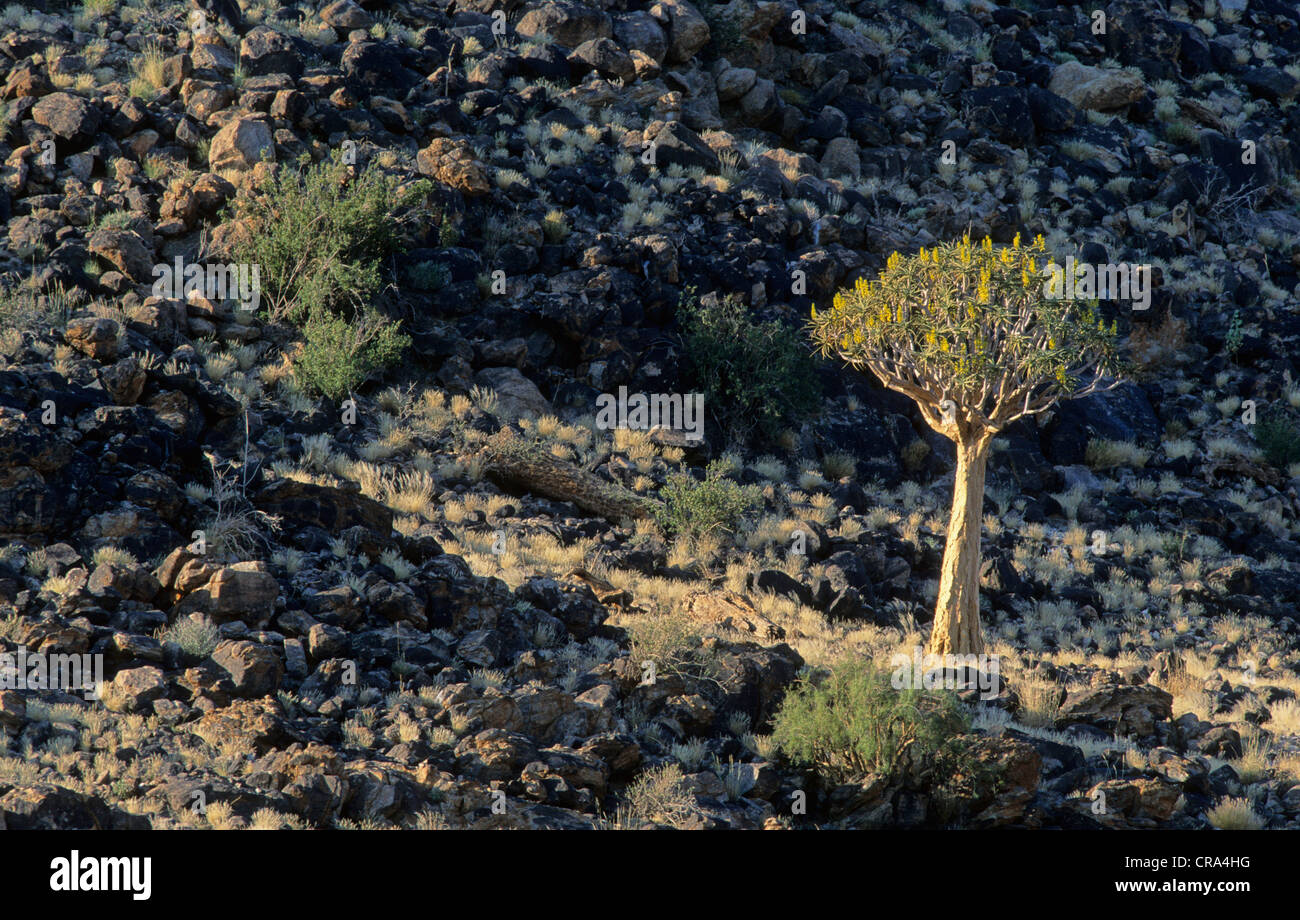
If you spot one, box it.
[678,289,822,442]
[772,659,968,783]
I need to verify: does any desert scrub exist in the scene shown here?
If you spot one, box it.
[404,260,449,292]
[772,659,968,783]
[225,155,429,399]
[655,460,762,540]
[624,610,723,687]
[0,278,73,338]
[1253,406,1300,468]
[296,307,409,401]
[610,763,696,828]
[678,289,822,442]
[226,155,431,323]
[158,614,220,661]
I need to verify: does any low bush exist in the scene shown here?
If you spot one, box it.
[772,658,968,783]
[656,460,762,540]
[296,307,409,402]
[678,289,821,442]
[1254,406,1300,468]
[227,155,429,323]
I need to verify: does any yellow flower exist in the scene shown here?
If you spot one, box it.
[940,338,950,352]
[810,303,818,319]
[1012,232,1021,249]
[982,236,992,252]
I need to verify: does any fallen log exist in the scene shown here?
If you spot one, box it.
[479,429,660,522]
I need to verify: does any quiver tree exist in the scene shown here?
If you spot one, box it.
[810,233,1122,656]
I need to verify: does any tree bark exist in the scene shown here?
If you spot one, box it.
[928,434,990,657]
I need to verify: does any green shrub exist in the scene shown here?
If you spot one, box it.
[406,260,449,292]
[227,154,430,323]
[656,459,762,540]
[295,306,409,402]
[1224,309,1243,358]
[225,154,429,399]
[678,289,821,442]
[772,658,968,783]
[1254,406,1300,468]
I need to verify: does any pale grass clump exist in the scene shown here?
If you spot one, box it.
[1205,797,1264,830]
[1267,699,1300,736]
[205,801,238,830]
[378,548,414,581]
[1050,486,1087,520]
[750,456,787,481]
[1012,678,1062,728]
[300,433,335,470]
[91,546,138,568]
[385,469,436,515]
[1232,733,1271,784]
[821,452,856,480]
[250,808,288,830]
[1085,438,1150,470]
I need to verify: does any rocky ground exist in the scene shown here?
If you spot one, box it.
[1,0,1300,830]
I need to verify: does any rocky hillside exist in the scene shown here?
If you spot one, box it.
[1,0,1300,830]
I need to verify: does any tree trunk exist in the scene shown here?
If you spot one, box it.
[928,435,990,657]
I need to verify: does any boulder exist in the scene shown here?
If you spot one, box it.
[31,92,101,143]
[63,317,121,361]
[1057,683,1173,738]
[212,639,284,697]
[208,116,274,172]
[473,366,553,420]
[100,666,167,713]
[88,228,154,282]
[651,0,710,63]
[516,2,612,47]
[416,138,491,196]
[253,479,393,538]
[240,26,303,78]
[175,561,279,626]
[1048,61,1144,111]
